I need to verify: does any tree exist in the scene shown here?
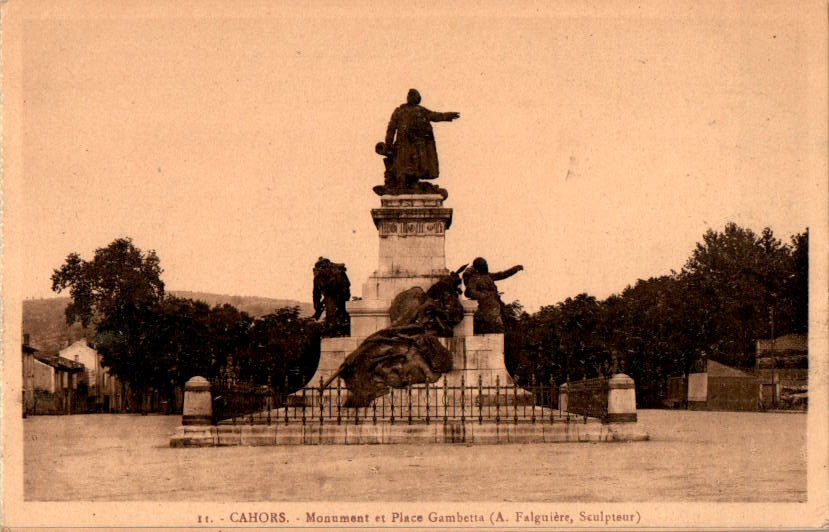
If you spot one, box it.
[240,307,322,394]
[553,293,608,380]
[52,238,165,391]
[207,303,254,381]
[51,238,164,328]
[503,223,807,406]
[785,229,808,333]
[681,223,794,366]
[149,297,213,394]
[50,238,328,410]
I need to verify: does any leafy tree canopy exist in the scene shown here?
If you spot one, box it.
[51,237,165,328]
[504,223,808,406]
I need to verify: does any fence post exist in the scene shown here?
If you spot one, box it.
[416,384,420,419]
[267,377,272,426]
[390,387,395,425]
[249,392,255,425]
[478,374,483,425]
[513,380,518,424]
[372,398,377,425]
[284,381,289,426]
[460,375,465,424]
[443,376,448,425]
[301,388,307,425]
[550,377,555,424]
[319,376,324,426]
[408,385,413,425]
[495,375,500,425]
[336,378,342,425]
[533,375,539,425]
[425,381,430,425]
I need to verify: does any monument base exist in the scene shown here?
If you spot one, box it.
[308,333,515,392]
[170,418,649,447]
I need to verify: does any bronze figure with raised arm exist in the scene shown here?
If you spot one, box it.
[462,257,524,334]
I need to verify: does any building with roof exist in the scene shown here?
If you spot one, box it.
[60,338,124,412]
[22,333,86,415]
[756,333,807,409]
[687,359,759,411]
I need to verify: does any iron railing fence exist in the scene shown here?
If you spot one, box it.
[212,375,573,426]
[565,376,609,422]
[211,381,275,425]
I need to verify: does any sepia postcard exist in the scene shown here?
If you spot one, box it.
[2,1,828,530]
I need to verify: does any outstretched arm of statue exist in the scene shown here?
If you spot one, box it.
[428,110,460,122]
[491,265,523,281]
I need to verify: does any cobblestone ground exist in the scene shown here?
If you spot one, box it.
[24,410,806,501]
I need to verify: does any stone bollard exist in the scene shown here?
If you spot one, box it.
[558,383,568,413]
[182,376,212,425]
[607,373,637,422]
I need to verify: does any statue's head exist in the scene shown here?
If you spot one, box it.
[407,89,421,105]
[314,257,330,272]
[472,257,489,274]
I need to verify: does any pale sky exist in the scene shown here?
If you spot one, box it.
[13,2,822,312]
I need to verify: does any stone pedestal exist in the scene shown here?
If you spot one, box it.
[445,334,513,386]
[182,376,212,425]
[308,331,514,392]
[607,373,637,422]
[558,384,568,413]
[348,194,453,337]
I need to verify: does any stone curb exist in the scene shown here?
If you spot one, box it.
[170,421,648,447]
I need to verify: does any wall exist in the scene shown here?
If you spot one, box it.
[687,372,707,403]
[756,368,808,388]
[33,359,55,393]
[665,376,687,407]
[706,376,759,411]
[28,389,85,415]
[22,352,35,396]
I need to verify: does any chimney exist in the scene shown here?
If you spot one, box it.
[23,333,30,346]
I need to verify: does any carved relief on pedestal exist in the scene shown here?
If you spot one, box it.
[378,221,445,237]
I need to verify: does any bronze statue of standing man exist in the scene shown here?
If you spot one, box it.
[382,89,460,189]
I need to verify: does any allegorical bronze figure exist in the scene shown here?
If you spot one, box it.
[373,89,459,198]
[323,266,467,407]
[462,257,523,334]
[312,257,351,337]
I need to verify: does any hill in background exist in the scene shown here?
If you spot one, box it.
[22,292,313,352]
[169,291,313,319]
